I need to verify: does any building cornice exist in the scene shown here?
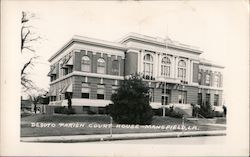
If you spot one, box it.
[198,85,223,91]
[50,71,124,85]
[48,36,127,62]
[118,33,203,55]
[199,61,225,69]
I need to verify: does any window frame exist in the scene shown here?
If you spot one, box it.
[161,56,171,78]
[81,82,90,99]
[143,54,154,77]
[214,94,219,106]
[97,58,106,74]
[205,74,210,85]
[81,56,91,72]
[178,60,186,80]
[214,75,219,87]
[97,84,105,99]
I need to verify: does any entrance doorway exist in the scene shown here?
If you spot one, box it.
[178,91,187,104]
[161,95,169,105]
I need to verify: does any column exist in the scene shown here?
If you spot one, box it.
[141,50,144,74]
[107,54,112,75]
[171,56,175,78]
[186,59,190,82]
[174,57,179,79]
[158,53,161,77]
[138,51,141,73]
[154,52,159,78]
[190,60,193,83]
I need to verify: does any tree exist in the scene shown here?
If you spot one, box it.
[21,11,41,91]
[110,74,153,125]
[28,88,47,114]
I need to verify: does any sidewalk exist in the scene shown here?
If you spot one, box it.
[21,130,226,143]
[202,123,226,127]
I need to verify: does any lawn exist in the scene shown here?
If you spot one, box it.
[21,114,226,137]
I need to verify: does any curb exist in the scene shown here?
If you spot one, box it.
[21,131,226,143]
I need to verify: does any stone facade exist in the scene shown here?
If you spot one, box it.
[48,33,224,113]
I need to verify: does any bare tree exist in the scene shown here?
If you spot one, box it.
[28,88,47,114]
[21,11,41,90]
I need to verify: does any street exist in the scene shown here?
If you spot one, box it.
[93,135,226,144]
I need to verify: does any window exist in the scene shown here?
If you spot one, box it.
[178,91,186,104]
[149,88,154,102]
[81,83,90,99]
[97,58,106,74]
[162,89,170,94]
[198,93,202,105]
[81,56,91,72]
[178,60,186,80]
[161,57,171,77]
[161,96,169,105]
[81,93,89,99]
[214,94,219,106]
[143,54,153,78]
[97,85,105,99]
[214,75,219,87]
[205,94,210,105]
[205,74,210,85]
[198,72,202,84]
[112,60,119,75]
[50,96,56,102]
[59,60,64,77]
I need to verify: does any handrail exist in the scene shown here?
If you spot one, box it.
[196,113,207,119]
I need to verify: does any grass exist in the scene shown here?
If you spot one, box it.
[21,114,226,137]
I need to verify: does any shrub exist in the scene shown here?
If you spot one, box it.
[197,103,225,118]
[54,106,75,115]
[165,107,183,118]
[153,107,183,118]
[212,111,224,117]
[198,102,214,118]
[153,109,162,116]
[110,74,153,125]
[87,110,96,115]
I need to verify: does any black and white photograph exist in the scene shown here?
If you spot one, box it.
[1,0,249,156]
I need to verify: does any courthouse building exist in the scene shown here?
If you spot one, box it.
[47,33,224,113]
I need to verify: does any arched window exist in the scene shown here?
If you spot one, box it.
[214,75,219,87]
[178,60,186,80]
[205,74,210,85]
[97,58,106,74]
[161,57,171,77]
[143,54,153,77]
[81,56,91,72]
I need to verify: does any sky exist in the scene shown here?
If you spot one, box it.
[3,0,249,101]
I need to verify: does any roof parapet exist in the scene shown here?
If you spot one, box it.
[199,58,225,69]
[118,32,202,54]
[48,35,126,62]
